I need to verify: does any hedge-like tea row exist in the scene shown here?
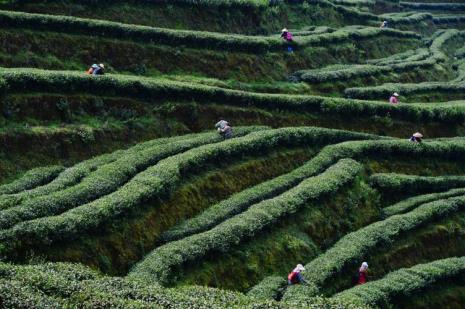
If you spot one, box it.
[330,0,375,7]
[1,0,426,31]
[370,173,465,196]
[165,140,465,255]
[428,29,462,60]
[231,139,465,215]
[160,130,383,242]
[281,139,465,186]
[0,150,121,210]
[4,68,465,124]
[128,159,363,285]
[294,51,440,83]
[5,0,270,8]
[454,60,465,82]
[0,131,161,211]
[367,48,430,66]
[0,10,419,52]
[344,30,465,100]
[293,64,392,83]
[0,262,225,307]
[400,2,465,11]
[3,137,465,298]
[371,28,459,65]
[0,262,364,308]
[296,26,419,46]
[292,26,334,36]
[301,29,461,84]
[345,81,465,100]
[0,165,64,196]
[315,0,430,27]
[0,131,216,210]
[241,139,465,298]
[0,129,260,230]
[434,15,465,25]
[333,257,465,307]
[383,187,465,217]
[282,194,465,299]
[0,9,275,53]
[456,46,465,58]
[0,127,348,255]
[247,276,287,300]
[313,0,431,26]
[384,12,433,25]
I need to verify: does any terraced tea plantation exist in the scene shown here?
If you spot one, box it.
[1,0,465,308]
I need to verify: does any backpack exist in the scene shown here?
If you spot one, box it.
[351,271,360,285]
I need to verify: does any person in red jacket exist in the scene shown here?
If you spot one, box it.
[358,262,369,285]
[288,264,308,285]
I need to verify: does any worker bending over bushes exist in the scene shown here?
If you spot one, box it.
[215,118,233,139]
[281,28,294,53]
[389,92,399,104]
[87,63,105,75]
[288,264,308,285]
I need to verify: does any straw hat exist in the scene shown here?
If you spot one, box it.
[99,63,105,68]
[282,28,288,32]
[413,132,423,138]
[393,92,399,97]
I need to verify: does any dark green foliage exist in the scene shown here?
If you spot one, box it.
[401,2,465,11]
[0,261,366,308]
[0,0,464,307]
[370,173,465,196]
[6,0,270,8]
[0,165,64,196]
[0,131,227,209]
[129,159,363,285]
[247,276,287,300]
[0,127,358,256]
[0,9,418,52]
[367,48,430,66]
[434,15,465,25]
[334,257,465,307]
[292,29,455,83]
[345,81,465,101]
[344,30,465,100]
[4,69,465,124]
[283,194,465,299]
[383,187,465,217]
[160,130,382,243]
[0,129,258,230]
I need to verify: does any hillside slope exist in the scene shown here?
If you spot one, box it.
[0,0,464,308]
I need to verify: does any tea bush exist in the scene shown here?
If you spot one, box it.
[334,257,465,307]
[0,165,64,196]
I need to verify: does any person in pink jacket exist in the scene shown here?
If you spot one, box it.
[389,92,399,104]
[281,28,294,53]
